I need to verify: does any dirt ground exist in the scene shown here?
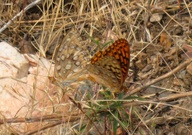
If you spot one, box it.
[0,0,192,134]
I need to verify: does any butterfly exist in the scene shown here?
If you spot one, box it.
[87,39,130,92]
[54,31,130,93]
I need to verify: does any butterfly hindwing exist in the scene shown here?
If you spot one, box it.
[90,39,130,86]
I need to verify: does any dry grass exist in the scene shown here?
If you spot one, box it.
[0,0,192,134]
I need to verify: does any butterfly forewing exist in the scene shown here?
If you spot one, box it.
[90,39,130,86]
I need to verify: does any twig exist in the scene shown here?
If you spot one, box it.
[0,113,80,124]
[24,116,81,135]
[0,0,41,33]
[158,91,192,102]
[25,121,62,135]
[125,58,192,97]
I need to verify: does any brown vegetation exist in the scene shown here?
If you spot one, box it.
[0,0,192,134]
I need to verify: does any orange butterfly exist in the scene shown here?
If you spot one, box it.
[54,31,130,93]
[87,39,130,92]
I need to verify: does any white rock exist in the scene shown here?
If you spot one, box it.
[0,42,68,133]
[0,41,29,78]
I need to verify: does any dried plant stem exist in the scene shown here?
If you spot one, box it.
[158,91,192,102]
[0,0,41,33]
[0,113,81,124]
[25,121,62,135]
[0,113,80,134]
[126,58,192,97]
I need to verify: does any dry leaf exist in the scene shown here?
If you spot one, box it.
[187,63,192,76]
[160,33,172,52]
[150,13,163,22]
